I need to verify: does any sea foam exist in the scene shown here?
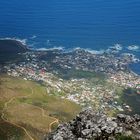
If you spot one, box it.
[127,45,139,51]
[0,37,27,46]
[35,46,64,51]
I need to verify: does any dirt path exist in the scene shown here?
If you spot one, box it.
[29,103,59,132]
[1,87,59,140]
[1,88,35,140]
[49,119,59,132]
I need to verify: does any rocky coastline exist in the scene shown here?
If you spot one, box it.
[0,39,28,53]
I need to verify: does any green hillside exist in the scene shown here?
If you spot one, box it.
[0,74,81,140]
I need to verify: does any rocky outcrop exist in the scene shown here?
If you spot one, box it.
[0,39,28,53]
[46,109,140,140]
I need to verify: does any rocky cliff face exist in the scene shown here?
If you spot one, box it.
[46,109,140,140]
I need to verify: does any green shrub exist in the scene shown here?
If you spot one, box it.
[116,135,134,140]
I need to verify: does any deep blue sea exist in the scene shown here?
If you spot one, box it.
[0,0,140,73]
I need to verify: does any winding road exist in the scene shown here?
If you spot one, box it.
[1,87,59,140]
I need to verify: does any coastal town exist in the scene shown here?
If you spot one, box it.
[109,71,140,89]
[1,1,140,139]
[1,47,139,115]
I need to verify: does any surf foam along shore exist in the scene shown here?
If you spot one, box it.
[0,37,140,64]
[34,46,64,51]
[127,45,140,51]
[51,43,123,54]
[33,46,103,54]
[0,38,28,53]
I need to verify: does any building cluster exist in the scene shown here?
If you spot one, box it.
[37,49,137,75]
[109,71,140,89]
[2,49,140,114]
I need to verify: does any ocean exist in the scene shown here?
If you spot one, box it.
[0,0,140,73]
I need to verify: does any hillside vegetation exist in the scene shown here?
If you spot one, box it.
[0,74,81,140]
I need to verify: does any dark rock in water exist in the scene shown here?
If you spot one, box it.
[0,39,28,53]
[46,109,140,140]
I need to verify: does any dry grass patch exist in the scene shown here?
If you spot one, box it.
[6,103,54,131]
[0,74,81,139]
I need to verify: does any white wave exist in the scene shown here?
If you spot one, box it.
[46,39,51,45]
[30,35,37,39]
[73,47,81,50]
[85,49,104,54]
[109,44,123,51]
[0,37,27,46]
[122,53,140,62]
[36,46,64,51]
[122,53,135,57]
[114,44,123,50]
[35,46,104,54]
[127,45,139,51]
[73,47,104,54]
